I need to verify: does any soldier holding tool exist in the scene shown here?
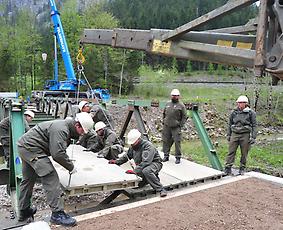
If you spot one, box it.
[17,112,93,227]
[109,129,167,197]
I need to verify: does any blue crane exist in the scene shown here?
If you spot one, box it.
[43,0,111,102]
[45,0,80,92]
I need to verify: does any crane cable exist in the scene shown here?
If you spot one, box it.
[75,46,114,130]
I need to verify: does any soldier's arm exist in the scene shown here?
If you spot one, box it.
[116,149,132,165]
[251,111,257,139]
[180,104,187,127]
[227,112,233,137]
[135,145,155,172]
[49,128,74,171]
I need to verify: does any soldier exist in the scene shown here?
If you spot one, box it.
[224,95,257,175]
[86,121,123,160]
[0,110,34,166]
[90,104,115,130]
[162,89,187,164]
[78,100,91,113]
[17,112,94,226]
[109,129,167,197]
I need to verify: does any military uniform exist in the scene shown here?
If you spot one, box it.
[225,107,257,171]
[88,128,123,160]
[17,118,78,213]
[91,105,115,130]
[116,139,164,192]
[77,129,96,149]
[0,117,30,164]
[162,100,187,160]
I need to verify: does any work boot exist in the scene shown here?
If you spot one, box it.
[224,167,232,175]
[160,189,167,197]
[50,211,77,227]
[239,167,245,175]
[18,207,37,222]
[175,158,181,164]
[162,156,169,162]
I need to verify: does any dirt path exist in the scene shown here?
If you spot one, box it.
[53,178,283,230]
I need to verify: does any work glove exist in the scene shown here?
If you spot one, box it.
[227,136,231,142]
[69,166,77,175]
[249,138,256,145]
[125,169,135,174]
[108,159,117,164]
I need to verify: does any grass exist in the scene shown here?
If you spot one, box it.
[163,138,283,177]
[132,67,283,176]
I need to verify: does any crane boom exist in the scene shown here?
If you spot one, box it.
[80,0,283,85]
[47,0,77,91]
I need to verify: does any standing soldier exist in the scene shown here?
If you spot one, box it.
[162,89,187,164]
[224,95,257,175]
[17,112,94,226]
[109,129,167,197]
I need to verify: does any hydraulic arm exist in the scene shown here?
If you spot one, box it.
[80,0,283,85]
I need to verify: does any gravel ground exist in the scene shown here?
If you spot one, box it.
[53,178,283,230]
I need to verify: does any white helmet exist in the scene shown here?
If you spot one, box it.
[24,110,35,118]
[95,121,106,132]
[75,112,94,133]
[78,101,90,111]
[236,95,249,103]
[171,89,180,96]
[127,129,141,145]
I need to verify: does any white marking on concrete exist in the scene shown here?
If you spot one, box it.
[246,171,283,185]
[75,175,250,222]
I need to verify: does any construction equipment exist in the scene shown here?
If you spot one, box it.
[80,0,283,85]
[42,0,110,101]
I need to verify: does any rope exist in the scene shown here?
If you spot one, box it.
[75,45,114,131]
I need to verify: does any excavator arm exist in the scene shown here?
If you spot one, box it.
[80,0,283,85]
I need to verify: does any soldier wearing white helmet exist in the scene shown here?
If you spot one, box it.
[224,95,257,175]
[84,121,123,160]
[0,110,35,167]
[109,129,167,197]
[78,100,91,113]
[17,112,94,226]
[162,89,187,164]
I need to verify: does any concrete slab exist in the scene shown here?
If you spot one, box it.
[53,145,223,196]
[120,151,223,188]
[52,145,140,196]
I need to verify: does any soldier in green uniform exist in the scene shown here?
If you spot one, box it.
[91,104,115,130]
[162,89,187,164]
[0,110,34,167]
[17,112,94,226]
[86,121,123,160]
[224,95,257,175]
[109,129,167,197]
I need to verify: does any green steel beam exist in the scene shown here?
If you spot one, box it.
[187,104,223,171]
[9,102,25,216]
[111,99,222,170]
